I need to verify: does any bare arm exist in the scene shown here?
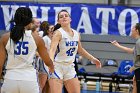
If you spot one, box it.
[111,40,134,54]
[0,33,9,78]
[77,34,101,68]
[32,33,54,73]
[49,31,61,61]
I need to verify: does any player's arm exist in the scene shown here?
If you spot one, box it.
[49,30,61,61]
[77,33,101,68]
[0,33,9,78]
[111,40,134,54]
[32,33,54,73]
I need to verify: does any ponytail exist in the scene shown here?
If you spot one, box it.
[10,24,25,42]
[10,7,32,43]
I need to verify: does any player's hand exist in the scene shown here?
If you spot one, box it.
[129,66,135,73]
[92,59,102,68]
[49,65,55,73]
[110,40,120,47]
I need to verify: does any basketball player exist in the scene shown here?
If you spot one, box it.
[32,17,40,35]
[49,9,101,93]
[0,7,54,93]
[37,21,54,93]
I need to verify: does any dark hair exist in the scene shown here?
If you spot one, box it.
[10,7,32,42]
[135,23,140,35]
[53,23,61,31]
[40,21,50,36]
[57,9,70,20]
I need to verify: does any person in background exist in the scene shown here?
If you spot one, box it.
[37,21,54,93]
[0,7,54,93]
[32,17,40,34]
[32,17,44,37]
[111,23,140,93]
[49,9,101,93]
[37,22,61,93]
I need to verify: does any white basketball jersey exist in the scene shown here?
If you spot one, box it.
[43,35,51,51]
[4,30,37,81]
[54,28,79,63]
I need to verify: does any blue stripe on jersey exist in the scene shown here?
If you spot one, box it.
[57,44,60,54]
[74,74,77,78]
[54,71,60,79]
[42,62,48,74]
[38,59,42,71]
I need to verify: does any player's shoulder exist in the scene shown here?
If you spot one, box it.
[32,32,44,46]
[0,32,10,46]
[1,32,10,39]
[72,29,80,34]
[53,30,62,37]
[71,28,80,38]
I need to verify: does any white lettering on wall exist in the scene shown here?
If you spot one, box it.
[39,7,50,22]
[29,6,38,17]
[0,3,140,36]
[1,5,19,30]
[118,9,139,36]
[29,6,50,22]
[77,7,93,34]
[96,8,115,35]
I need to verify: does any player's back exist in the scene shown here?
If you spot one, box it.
[4,30,37,81]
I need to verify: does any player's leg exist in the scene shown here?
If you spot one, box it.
[44,81,50,93]
[63,63,80,93]
[132,76,137,93]
[37,58,50,93]
[64,78,80,93]
[49,78,63,93]
[49,62,63,93]
[39,73,48,93]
